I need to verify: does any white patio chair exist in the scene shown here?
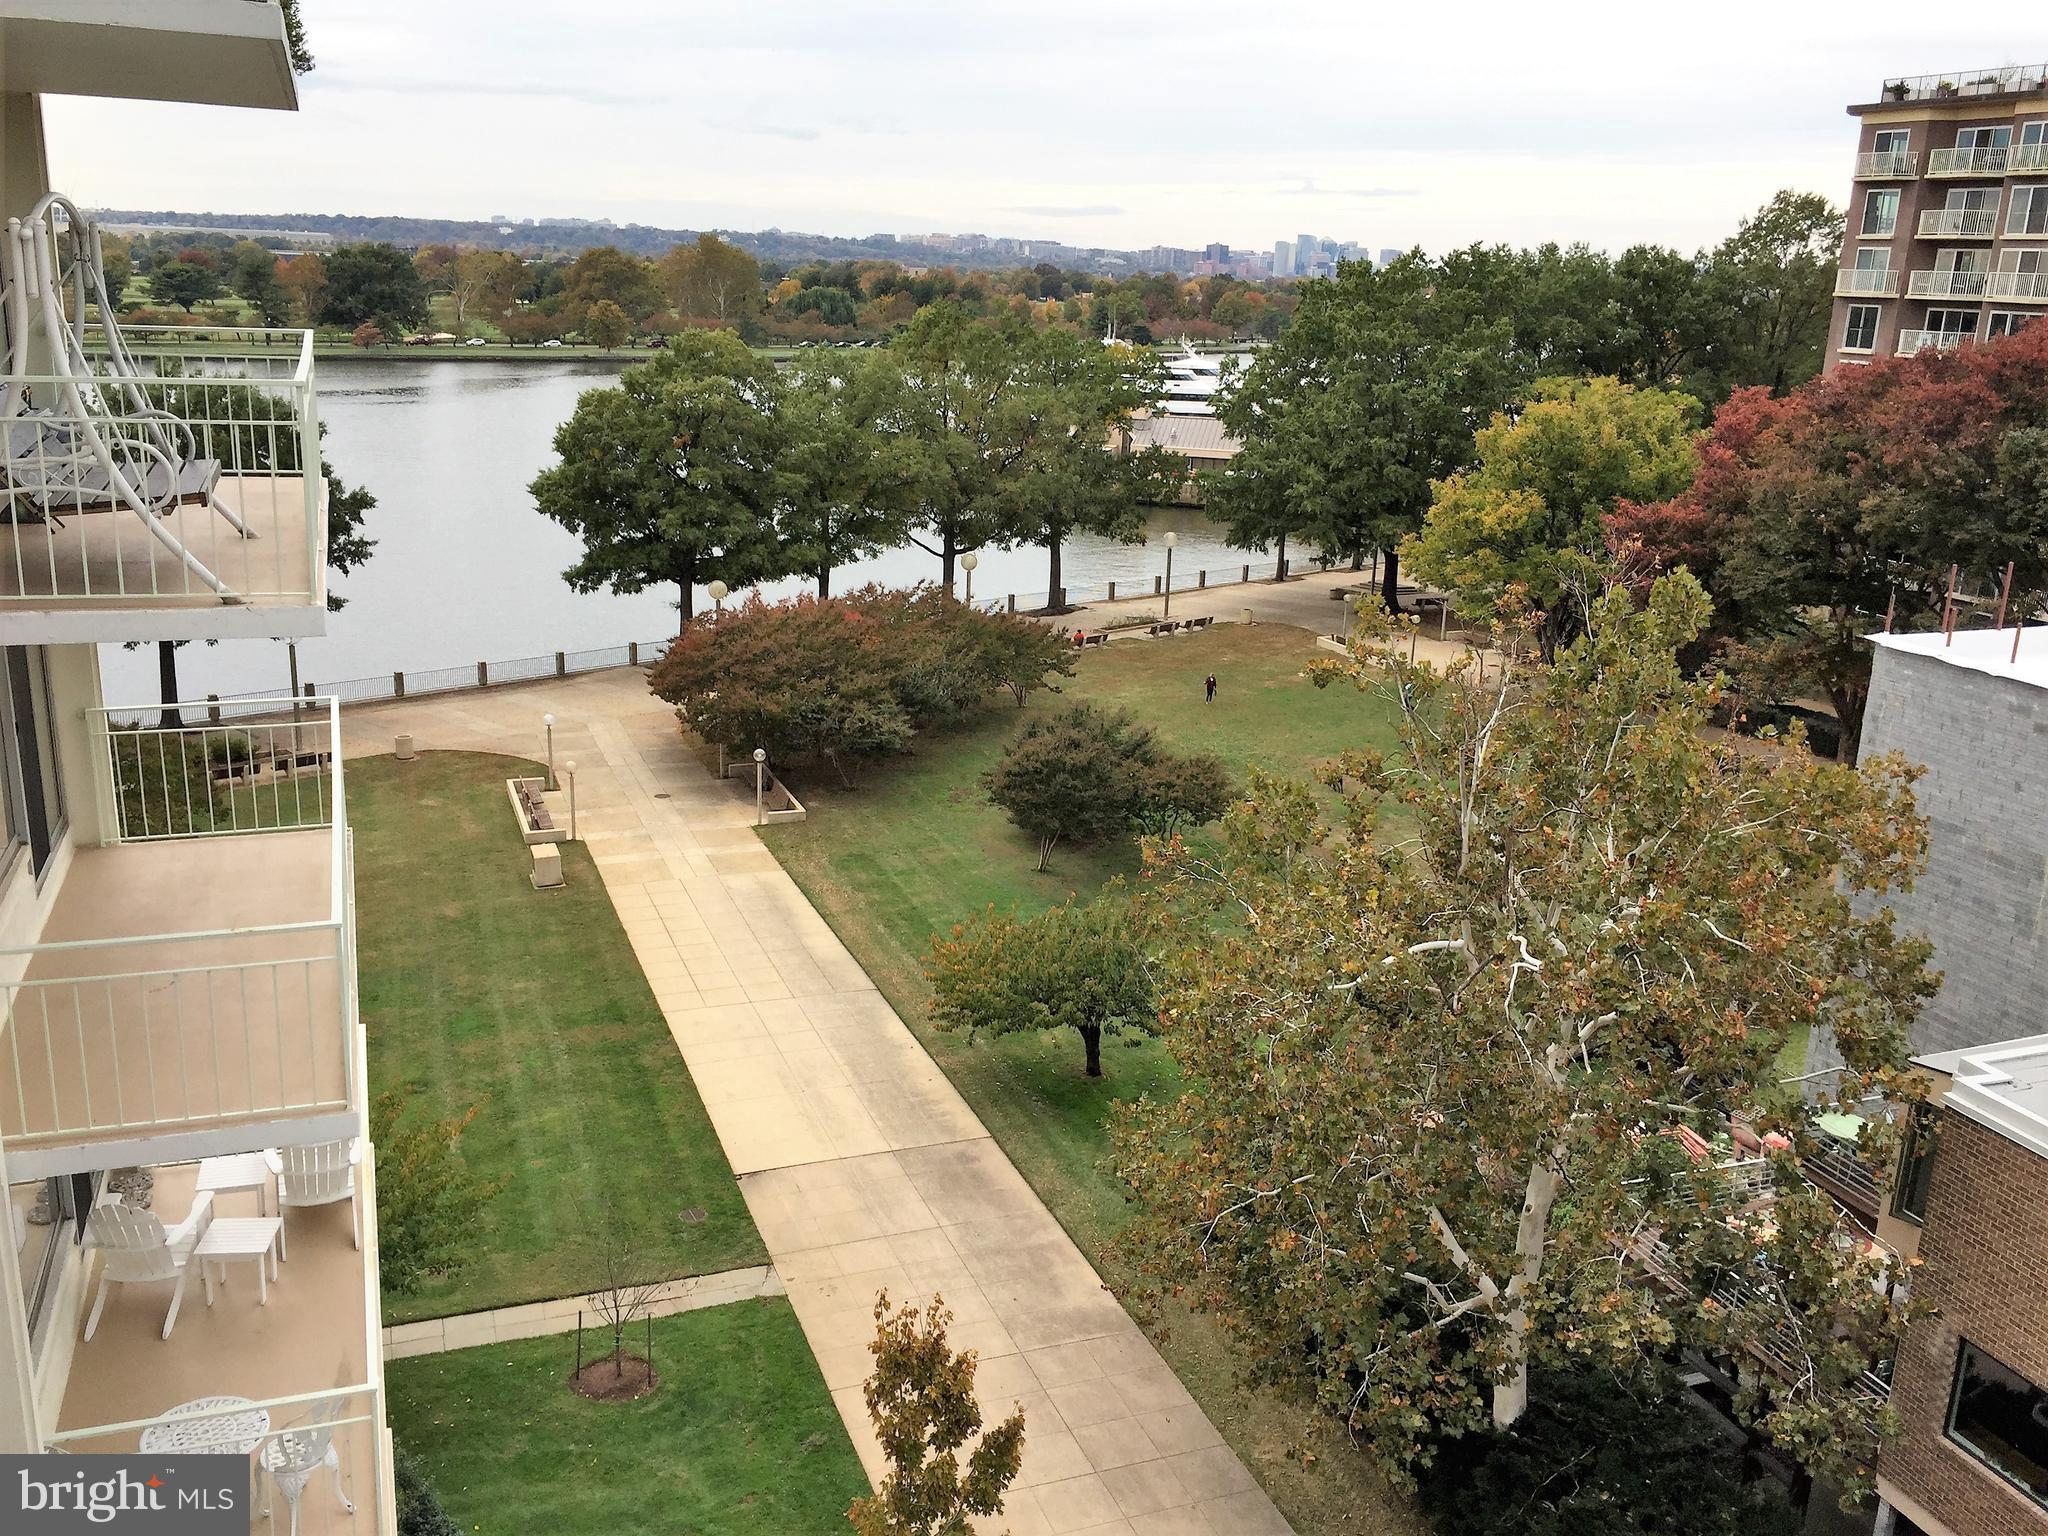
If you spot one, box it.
[83,1191,214,1341]
[265,1139,361,1257]
[261,1395,356,1536]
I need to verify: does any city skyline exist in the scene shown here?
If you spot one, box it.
[41,4,2046,256]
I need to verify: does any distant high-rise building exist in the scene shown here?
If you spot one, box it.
[1272,239,1295,278]
[1338,241,1365,266]
[1204,242,1230,264]
[1378,247,1401,267]
[1825,64,2048,372]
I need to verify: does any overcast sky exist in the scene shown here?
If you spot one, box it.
[43,3,2048,255]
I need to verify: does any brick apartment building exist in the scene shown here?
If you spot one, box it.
[1874,1037,2048,1535]
[1826,64,2048,372]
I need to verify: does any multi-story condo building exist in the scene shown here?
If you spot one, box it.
[1827,64,2048,370]
[0,4,389,1531]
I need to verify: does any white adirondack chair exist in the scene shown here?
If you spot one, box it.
[83,1191,214,1341]
[261,1395,356,1536]
[265,1139,360,1257]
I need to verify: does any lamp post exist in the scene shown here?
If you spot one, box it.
[752,747,767,826]
[564,761,578,841]
[708,579,728,619]
[1162,531,1178,618]
[960,550,978,606]
[543,713,556,790]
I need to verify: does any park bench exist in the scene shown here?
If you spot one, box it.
[1147,621,1177,637]
[1185,615,1214,631]
[517,782,554,832]
[1081,631,1108,647]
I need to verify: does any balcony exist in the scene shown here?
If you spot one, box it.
[1897,329,1972,356]
[1835,267,1899,298]
[1855,150,1920,179]
[1928,145,2015,178]
[0,699,354,1182]
[2016,143,2048,174]
[1876,66,2048,105]
[1908,268,1991,298]
[43,1159,391,1535]
[0,329,329,646]
[1988,269,2048,303]
[0,0,298,110]
[1916,207,2000,238]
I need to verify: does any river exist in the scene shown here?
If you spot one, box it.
[97,358,1274,704]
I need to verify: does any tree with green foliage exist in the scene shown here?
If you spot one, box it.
[530,329,787,620]
[393,1446,460,1536]
[1132,750,1235,838]
[321,243,428,333]
[372,1089,508,1298]
[1698,190,1844,397]
[229,241,288,325]
[581,299,632,350]
[779,352,916,596]
[1113,576,1934,1495]
[658,232,762,326]
[562,245,662,326]
[1407,376,1701,654]
[149,258,223,312]
[928,897,1154,1078]
[1215,254,1521,608]
[848,1292,1025,1536]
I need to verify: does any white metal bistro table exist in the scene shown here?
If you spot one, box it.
[194,1217,284,1307]
[139,1396,270,1456]
[195,1152,274,1216]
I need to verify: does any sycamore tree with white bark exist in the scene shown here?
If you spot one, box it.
[1111,573,1937,1493]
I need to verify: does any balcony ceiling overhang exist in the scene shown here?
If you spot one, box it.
[0,0,298,111]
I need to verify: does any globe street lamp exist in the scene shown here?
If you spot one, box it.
[1162,531,1179,618]
[960,551,979,606]
[708,579,729,618]
[752,747,767,826]
[543,713,556,790]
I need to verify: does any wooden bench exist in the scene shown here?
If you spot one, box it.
[517,783,554,832]
[1081,631,1108,647]
[1185,615,1214,631]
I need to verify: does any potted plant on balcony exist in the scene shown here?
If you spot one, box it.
[1885,79,1911,101]
[1935,79,1959,98]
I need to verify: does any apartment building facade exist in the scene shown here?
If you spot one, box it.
[1827,65,2048,371]
[0,4,391,1532]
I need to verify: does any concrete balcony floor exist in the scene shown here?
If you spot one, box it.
[0,475,323,641]
[0,831,345,1166]
[56,1164,375,1535]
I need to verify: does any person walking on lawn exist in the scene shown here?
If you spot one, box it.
[1205,674,1217,703]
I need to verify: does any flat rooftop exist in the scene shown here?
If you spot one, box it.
[1918,1033,2048,1160]
[1869,626,2048,692]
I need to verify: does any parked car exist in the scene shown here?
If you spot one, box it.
[465,337,489,347]
[540,338,564,348]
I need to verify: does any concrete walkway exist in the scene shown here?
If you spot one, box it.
[383,1265,784,1359]
[343,672,1293,1536]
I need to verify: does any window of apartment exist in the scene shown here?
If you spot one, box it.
[1946,1341,2048,1507]
[1988,311,2039,338]
[1862,188,1900,237]
[1925,308,1981,336]
[11,1173,91,1357]
[1873,128,1911,155]
[1853,246,1892,273]
[0,647,64,879]
[1957,125,2015,149]
[1947,186,2001,213]
[1842,304,1881,352]
[1892,1105,1936,1223]
[2010,186,2048,236]
[2026,122,2048,148]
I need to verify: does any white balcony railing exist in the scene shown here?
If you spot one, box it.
[1897,329,1972,356]
[1908,268,1991,298]
[1878,66,2048,103]
[1835,267,1899,297]
[1989,270,2048,302]
[2015,143,2048,174]
[1917,207,2000,238]
[0,697,353,1169]
[1927,145,2014,177]
[1855,150,1920,179]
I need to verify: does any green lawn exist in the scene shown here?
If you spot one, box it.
[388,1298,868,1536]
[352,751,765,1323]
[760,624,1422,1536]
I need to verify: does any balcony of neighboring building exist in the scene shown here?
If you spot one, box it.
[1927,145,2023,177]
[1867,65,2048,109]
[1916,207,2000,239]
[0,325,330,647]
[1897,328,1973,357]
[1836,265,1900,298]
[42,1157,393,1535]
[1908,268,1991,299]
[1856,149,1921,179]
[0,0,298,110]
[0,698,356,1183]
[1988,269,2048,304]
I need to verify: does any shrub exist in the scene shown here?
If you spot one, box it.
[372,1089,508,1297]
[393,1445,460,1536]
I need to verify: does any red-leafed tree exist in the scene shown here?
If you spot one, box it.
[1610,323,2048,759]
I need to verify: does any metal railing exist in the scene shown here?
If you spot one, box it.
[1879,66,2048,103]
[1988,269,2048,301]
[1896,329,1972,356]
[44,1384,390,1535]
[2016,143,2048,173]
[0,328,323,608]
[1855,149,1920,179]
[1917,206,2000,238]
[1908,268,1991,298]
[1835,267,1899,297]
[0,697,353,1150]
[1928,145,2016,177]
